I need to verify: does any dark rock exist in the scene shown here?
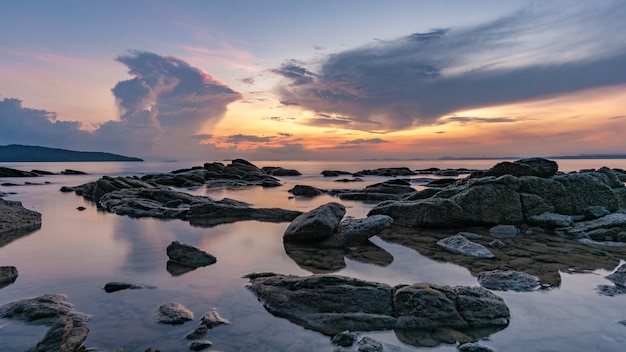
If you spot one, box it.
[458,342,495,352]
[103,281,156,293]
[0,167,39,177]
[354,167,416,177]
[0,266,18,287]
[189,340,212,351]
[262,166,302,176]
[283,202,346,242]
[322,170,352,177]
[475,158,558,178]
[425,178,457,188]
[489,239,506,249]
[186,308,229,339]
[370,198,466,228]
[334,178,364,183]
[31,169,55,175]
[188,199,301,226]
[556,212,626,240]
[157,302,193,324]
[332,331,358,347]
[321,215,393,247]
[61,169,88,175]
[0,198,42,234]
[584,206,610,220]
[288,184,326,197]
[528,212,574,228]
[436,234,494,259]
[166,241,216,268]
[477,270,540,291]
[245,273,510,335]
[489,225,519,239]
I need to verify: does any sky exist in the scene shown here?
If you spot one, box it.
[1,0,625,161]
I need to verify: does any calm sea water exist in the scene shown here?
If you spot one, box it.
[1,159,626,351]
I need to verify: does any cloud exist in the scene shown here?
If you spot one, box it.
[0,51,242,158]
[224,134,274,144]
[272,2,626,132]
[340,138,387,145]
[440,116,521,125]
[609,115,625,120]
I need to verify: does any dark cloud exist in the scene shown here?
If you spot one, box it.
[224,134,274,144]
[273,2,626,132]
[0,52,242,158]
[609,115,625,120]
[271,60,317,86]
[277,132,293,137]
[192,133,213,139]
[441,116,520,125]
[340,138,387,145]
[239,77,255,85]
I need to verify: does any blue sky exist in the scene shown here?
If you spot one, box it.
[1,1,625,160]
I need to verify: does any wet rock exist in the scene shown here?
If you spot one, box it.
[0,198,42,234]
[283,202,346,242]
[167,241,216,268]
[528,212,574,228]
[437,235,495,259]
[189,340,212,351]
[556,212,626,240]
[245,273,510,335]
[262,166,302,176]
[458,342,495,352]
[188,199,301,226]
[0,166,39,177]
[0,294,91,352]
[322,170,352,177]
[584,206,610,220]
[357,337,383,352]
[0,266,18,288]
[489,239,506,249]
[321,215,393,247]
[606,264,626,286]
[157,302,193,325]
[334,180,416,202]
[332,331,358,347]
[477,270,540,292]
[288,184,326,197]
[186,308,229,339]
[103,281,156,293]
[489,224,519,239]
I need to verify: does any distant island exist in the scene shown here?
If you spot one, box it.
[439,154,626,160]
[0,145,143,162]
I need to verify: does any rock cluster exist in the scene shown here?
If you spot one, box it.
[283,202,393,247]
[245,272,510,345]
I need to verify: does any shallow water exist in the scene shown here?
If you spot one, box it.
[1,159,626,351]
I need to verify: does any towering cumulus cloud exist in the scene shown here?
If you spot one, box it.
[103,51,242,156]
[273,2,626,132]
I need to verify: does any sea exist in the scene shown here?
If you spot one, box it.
[1,158,626,351]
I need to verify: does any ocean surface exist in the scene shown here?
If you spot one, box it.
[1,159,626,351]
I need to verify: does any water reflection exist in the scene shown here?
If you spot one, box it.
[0,226,40,248]
[284,240,393,273]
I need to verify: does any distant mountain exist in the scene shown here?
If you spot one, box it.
[439,154,626,160]
[0,145,143,162]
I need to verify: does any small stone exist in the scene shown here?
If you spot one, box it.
[437,234,494,259]
[357,337,383,352]
[157,303,193,325]
[189,340,212,351]
[166,241,216,268]
[489,239,506,249]
[331,330,358,347]
[76,206,86,211]
[458,342,495,352]
[489,224,519,239]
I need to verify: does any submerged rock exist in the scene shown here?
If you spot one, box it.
[477,270,540,292]
[437,235,495,259]
[245,272,510,336]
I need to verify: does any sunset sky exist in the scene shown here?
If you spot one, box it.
[1,0,625,161]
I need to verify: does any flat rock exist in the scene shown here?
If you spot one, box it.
[437,235,495,259]
[283,202,346,242]
[477,270,540,292]
[157,302,194,325]
[166,241,216,268]
[103,281,156,293]
[320,215,393,247]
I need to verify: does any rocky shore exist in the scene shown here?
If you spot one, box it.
[2,157,626,351]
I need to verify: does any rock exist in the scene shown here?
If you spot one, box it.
[103,281,156,293]
[459,232,482,239]
[606,264,626,286]
[369,198,466,228]
[262,166,302,176]
[474,158,558,178]
[332,331,358,347]
[458,342,495,352]
[425,178,457,188]
[188,199,301,226]
[321,215,393,247]
[189,340,212,351]
[157,302,194,324]
[61,169,87,175]
[357,337,383,352]
[489,224,519,239]
[0,266,18,288]
[489,239,506,249]
[437,235,494,259]
[528,212,574,228]
[186,308,229,339]
[322,170,352,177]
[0,198,42,234]
[283,202,346,242]
[76,206,86,211]
[556,212,626,240]
[584,206,610,220]
[477,270,540,291]
[166,241,216,268]
[244,273,510,335]
[0,294,90,352]
[288,184,326,197]
[0,167,39,177]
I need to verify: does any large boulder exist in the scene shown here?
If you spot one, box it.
[283,203,346,242]
[369,198,466,228]
[245,273,510,335]
[166,241,216,268]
